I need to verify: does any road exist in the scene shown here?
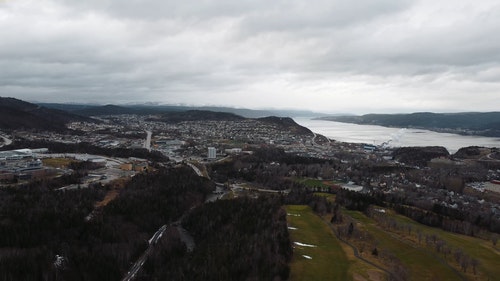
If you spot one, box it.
[0,134,12,147]
[186,162,204,177]
[122,225,167,281]
[144,131,152,151]
[312,132,330,145]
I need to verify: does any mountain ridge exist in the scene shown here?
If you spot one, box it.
[0,97,94,132]
[37,102,328,118]
[318,112,500,137]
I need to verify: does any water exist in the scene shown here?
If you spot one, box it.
[293,117,500,154]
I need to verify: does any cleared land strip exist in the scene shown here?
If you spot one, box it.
[319,216,393,280]
[286,205,383,281]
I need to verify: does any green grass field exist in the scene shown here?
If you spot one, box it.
[345,210,473,281]
[294,178,339,189]
[286,205,351,281]
[381,209,500,280]
[313,192,336,202]
[41,157,75,168]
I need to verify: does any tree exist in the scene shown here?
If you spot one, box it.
[492,233,498,246]
[348,222,354,236]
[470,258,479,275]
[454,248,463,264]
[460,255,470,273]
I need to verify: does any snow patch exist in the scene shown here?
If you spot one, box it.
[294,242,317,247]
[54,255,65,269]
[302,255,313,260]
[288,226,298,230]
[287,213,301,217]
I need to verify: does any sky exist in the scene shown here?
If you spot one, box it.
[1,0,499,114]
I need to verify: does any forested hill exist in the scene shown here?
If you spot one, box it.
[258,116,313,135]
[319,112,500,137]
[39,102,326,118]
[0,97,93,132]
[149,110,245,123]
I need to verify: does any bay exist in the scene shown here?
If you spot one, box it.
[293,117,500,154]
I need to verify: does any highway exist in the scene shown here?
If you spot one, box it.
[122,225,167,281]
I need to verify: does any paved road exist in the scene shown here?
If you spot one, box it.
[312,132,330,145]
[122,225,167,281]
[0,134,12,147]
[186,162,204,177]
[144,131,152,151]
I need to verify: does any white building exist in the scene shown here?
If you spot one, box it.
[208,147,216,159]
[225,148,242,154]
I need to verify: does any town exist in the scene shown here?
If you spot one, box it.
[2,112,499,227]
[1,110,500,280]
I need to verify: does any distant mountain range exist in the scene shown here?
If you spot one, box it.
[5,97,499,138]
[0,97,312,135]
[0,97,92,132]
[37,103,327,118]
[318,112,500,137]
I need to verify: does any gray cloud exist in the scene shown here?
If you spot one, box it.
[0,0,499,113]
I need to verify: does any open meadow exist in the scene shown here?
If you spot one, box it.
[286,205,385,281]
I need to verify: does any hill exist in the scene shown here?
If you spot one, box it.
[319,112,500,137]
[73,104,144,116]
[38,103,326,118]
[147,111,313,136]
[258,116,313,135]
[149,110,246,123]
[392,146,450,166]
[0,97,93,132]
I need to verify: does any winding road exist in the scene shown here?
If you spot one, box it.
[0,134,12,147]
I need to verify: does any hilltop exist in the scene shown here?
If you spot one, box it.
[38,102,326,118]
[0,97,93,132]
[149,110,245,123]
[258,116,313,135]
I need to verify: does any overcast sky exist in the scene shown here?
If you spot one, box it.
[1,0,499,114]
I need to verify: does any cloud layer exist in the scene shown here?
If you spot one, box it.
[1,0,499,113]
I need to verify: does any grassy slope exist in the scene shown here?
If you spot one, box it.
[287,205,350,281]
[286,203,499,280]
[345,210,467,281]
[384,210,500,280]
[295,178,340,189]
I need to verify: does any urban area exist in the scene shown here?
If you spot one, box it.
[1,109,500,281]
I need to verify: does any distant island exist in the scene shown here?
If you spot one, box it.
[318,112,500,137]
